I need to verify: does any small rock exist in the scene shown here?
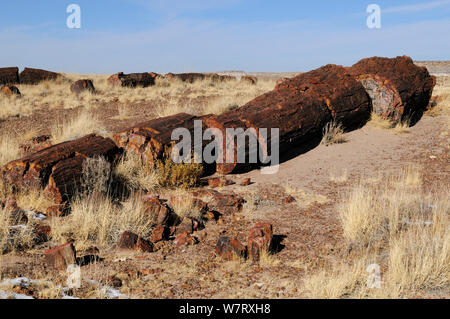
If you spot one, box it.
[0,85,21,97]
[239,178,251,186]
[70,79,95,95]
[216,237,247,260]
[174,232,198,247]
[150,225,167,243]
[44,242,77,271]
[248,222,273,262]
[208,177,235,188]
[282,195,296,204]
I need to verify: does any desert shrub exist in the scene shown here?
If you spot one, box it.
[155,147,203,188]
[113,152,159,192]
[49,193,153,250]
[322,121,347,146]
[81,156,111,195]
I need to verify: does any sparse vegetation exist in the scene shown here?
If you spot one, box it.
[322,121,347,146]
[155,147,204,189]
[301,165,449,298]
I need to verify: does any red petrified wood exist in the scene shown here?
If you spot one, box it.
[206,64,371,174]
[44,242,77,271]
[1,134,120,204]
[107,72,157,88]
[248,222,273,262]
[70,79,95,94]
[350,56,436,122]
[216,237,247,260]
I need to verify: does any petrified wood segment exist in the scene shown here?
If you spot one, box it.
[107,72,156,88]
[114,113,210,167]
[207,64,371,174]
[70,79,95,94]
[164,73,236,83]
[0,85,21,97]
[19,67,60,84]
[350,56,436,122]
[1,134,119,203]
[0,67,19,85]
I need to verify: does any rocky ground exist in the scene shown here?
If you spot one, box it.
[0,65,448,299]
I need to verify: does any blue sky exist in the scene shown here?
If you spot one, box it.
[0,0,449,73]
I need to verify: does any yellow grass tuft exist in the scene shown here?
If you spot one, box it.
[51,109,104,144]
[302,165,449,298]
[321,121,347,146]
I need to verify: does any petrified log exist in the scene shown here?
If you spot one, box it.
[0,67,19,85]
[240,75,258,85]
[107,72,156,88]
[19,67,60,84]
[70,79,95,94]
[114,113,211,167]
[207,64,371,174]
[164,73,206,83]
[1,134,120,203]
[350,56,436,122]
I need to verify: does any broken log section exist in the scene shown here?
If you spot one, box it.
[1,134,120,204]
[350,55,436,122]
[0,67,20,85]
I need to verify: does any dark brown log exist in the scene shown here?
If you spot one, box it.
[1,134,120,203]
[207,64,371,174]
[70,79,95,94]
[114,113,211,167]
[164,73,206,83]
[240,75,258,85]
[107,72,156,88]
[164,73,235,84]
[350,56,436,122]
[0,67,19,85]
[19,67,60,84]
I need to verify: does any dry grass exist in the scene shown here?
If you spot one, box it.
[301,165,449,298]
[168,189,204,220]
[113,152,159,193]
[368,112,395,129]
[0,132,21,167]
[322,121,347,146]
[284,184,329,208]
[426,76,450,117]
[50,109,104,144]
[49,193,153,251]
[329,170,348,183]
[155,148,203,189]
[0,74,276,125]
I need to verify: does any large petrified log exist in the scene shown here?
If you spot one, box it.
[19,67,60,84]
[107,72,157,88]
[207,64,371,174]
[350,56,436,122]
[114,113,212,167]
[0,67,19,85]
[1,134,120,204]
